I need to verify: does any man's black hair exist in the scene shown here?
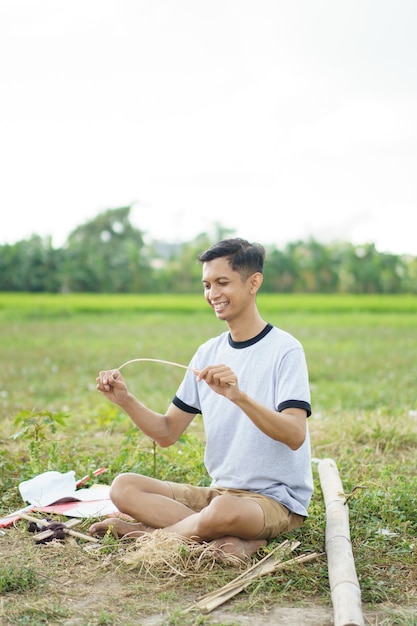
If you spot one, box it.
[198,238,265,277]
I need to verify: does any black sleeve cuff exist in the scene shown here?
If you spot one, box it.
[278,400,312,418]
[172,395,201,414]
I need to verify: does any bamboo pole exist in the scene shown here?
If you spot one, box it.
[318,458,365,626]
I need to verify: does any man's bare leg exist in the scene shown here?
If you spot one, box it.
[158,494,267,557]
[89,474,267,558]
[89,473,196,537]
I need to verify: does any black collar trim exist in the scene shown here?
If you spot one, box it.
[228,323,273,349]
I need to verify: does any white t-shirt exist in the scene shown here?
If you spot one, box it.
[173,323,313,516]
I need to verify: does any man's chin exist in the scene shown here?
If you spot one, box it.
[213,308,228,320]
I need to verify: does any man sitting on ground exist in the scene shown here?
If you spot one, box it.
[90,238,313,559]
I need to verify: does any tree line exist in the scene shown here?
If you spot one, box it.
[1,206,416,294]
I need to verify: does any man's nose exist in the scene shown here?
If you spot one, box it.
[208,285,221,299]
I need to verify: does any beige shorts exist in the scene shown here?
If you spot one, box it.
[168,482,305,540]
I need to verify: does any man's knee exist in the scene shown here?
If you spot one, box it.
[110,473,138,504]
[197,495,265,539]
[109,473,172,506]
[197,496,241,535]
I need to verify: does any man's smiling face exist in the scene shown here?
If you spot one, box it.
[202,257,254,322]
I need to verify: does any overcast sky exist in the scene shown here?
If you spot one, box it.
[1,0,416,254]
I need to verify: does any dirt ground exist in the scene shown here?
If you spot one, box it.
[141,606,333,625]
[1,529,416,626]
[138,605,417,626]
[140,606,343,625]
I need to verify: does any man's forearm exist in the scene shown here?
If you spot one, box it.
[116,393,173,445]
[233,392,306,450]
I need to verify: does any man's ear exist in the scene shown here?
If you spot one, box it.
[250,272,263,294]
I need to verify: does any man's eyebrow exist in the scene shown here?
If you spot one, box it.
[202,275,230,283]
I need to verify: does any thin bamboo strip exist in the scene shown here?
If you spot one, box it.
[116,357,236,385]
[117,357,199,374]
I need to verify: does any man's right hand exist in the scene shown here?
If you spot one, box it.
[96,369,129,405]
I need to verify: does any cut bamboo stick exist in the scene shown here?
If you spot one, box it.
[184,540,319,614]
[318,458,365,626]
[197,553,318,614]
[33,517,81,542]
[19,512,99,543]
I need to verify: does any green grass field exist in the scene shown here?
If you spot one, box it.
[0,293,416,625]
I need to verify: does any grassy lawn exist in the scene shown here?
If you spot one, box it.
[0,294,416,625]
